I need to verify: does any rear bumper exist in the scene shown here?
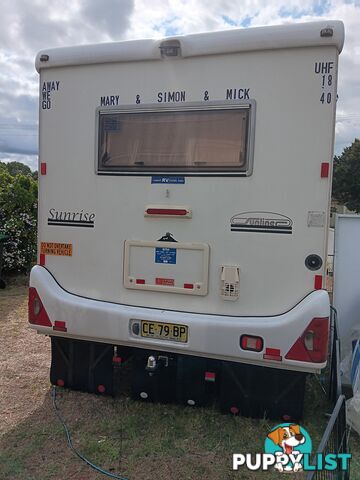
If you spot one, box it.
[29,265,330,373]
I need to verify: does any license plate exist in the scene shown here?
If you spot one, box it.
[141,320,188,343]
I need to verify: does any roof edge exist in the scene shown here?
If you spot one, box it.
[35,20,345,72]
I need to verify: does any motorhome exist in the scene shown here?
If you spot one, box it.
[30,20,344,419]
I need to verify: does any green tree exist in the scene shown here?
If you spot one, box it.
[0,161,32,177]
[0,166,37,272]
[332,139,360,213]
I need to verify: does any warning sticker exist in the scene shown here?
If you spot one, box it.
[40,242,72,256]
[155,278,175,286]
[155,247,177,264]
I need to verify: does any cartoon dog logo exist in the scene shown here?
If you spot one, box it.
[267,424,305,472]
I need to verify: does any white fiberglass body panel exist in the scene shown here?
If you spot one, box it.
[32,21,343,370]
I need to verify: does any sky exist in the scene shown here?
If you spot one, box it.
[0,0,359,171]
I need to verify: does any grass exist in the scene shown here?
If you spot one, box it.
[0,377,335,480]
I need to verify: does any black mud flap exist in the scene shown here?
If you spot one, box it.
[130,351,177,403]
[176,356,220,407]
[219,362,306,421]
[50,337,114,395]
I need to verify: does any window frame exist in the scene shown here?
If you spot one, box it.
[95,100,256,177]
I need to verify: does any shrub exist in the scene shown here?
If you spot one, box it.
[0,162,38,272]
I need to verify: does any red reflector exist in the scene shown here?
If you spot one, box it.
[265,348,280,356]
[230,406,239,415]
[113,356,122,364]
[98,384,106,393]
[320,162,330,178]
[263,347,282,361]
[57,379,65,387]
[184,283,194,289]
[314,275,323,290]
[204,371,216,382]
[240,335,264,352]
[39,253,46,266]
[136,279,145,284]
[40,162,47,175]
[53,320,67,332]
[146,208,187,216]
[285,317,329,363]
[28,287,52,327]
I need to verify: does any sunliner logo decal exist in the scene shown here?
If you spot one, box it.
[230,212,293,234]
[48,208,95,228]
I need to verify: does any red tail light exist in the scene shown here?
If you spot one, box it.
[28,287,52,327]
[285,317,329,363]
[240,335,264,352]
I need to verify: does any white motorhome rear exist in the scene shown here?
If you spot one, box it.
[30,20,344,419]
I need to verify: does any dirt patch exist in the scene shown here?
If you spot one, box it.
[0,286,50,437]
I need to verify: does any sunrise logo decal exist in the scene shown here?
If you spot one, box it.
[232,423,351,473]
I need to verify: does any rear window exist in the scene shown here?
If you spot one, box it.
[97,107,251,174]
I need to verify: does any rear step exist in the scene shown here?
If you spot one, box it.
[50,338,306,420]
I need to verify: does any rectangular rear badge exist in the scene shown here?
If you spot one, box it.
[151,176,185,184]
[155,247,177,264]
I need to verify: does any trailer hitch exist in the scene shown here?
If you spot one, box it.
[145,355,169,376]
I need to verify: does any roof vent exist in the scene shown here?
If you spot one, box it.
[159,40,181,58]
[320,27,333,38]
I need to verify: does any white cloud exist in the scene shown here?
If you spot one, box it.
[0,0,359,170]
[0,152,38,171]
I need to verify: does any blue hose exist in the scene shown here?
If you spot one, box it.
[51,386,128,480]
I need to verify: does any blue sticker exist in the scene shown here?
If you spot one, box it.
[151,176,185,184]
[155,247,177,264]
[103,116,121,131]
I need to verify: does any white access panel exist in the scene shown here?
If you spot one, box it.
[123,240,209,295]
[333,215,360,359]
